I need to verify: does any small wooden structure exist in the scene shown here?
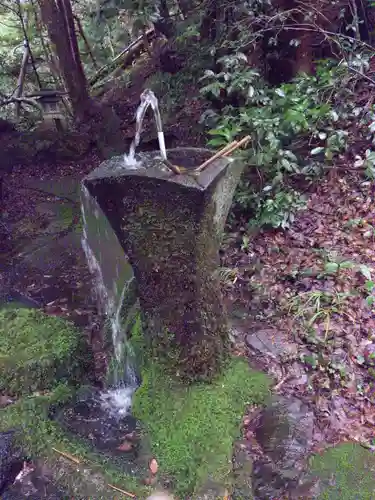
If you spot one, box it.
[28,89,67,131]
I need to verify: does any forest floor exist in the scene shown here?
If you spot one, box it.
[1,57,375,496]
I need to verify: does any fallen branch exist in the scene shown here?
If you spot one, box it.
[0,96,43,114]
[89,29,155,87]
[52,447,80,464]
[107,483,136,498]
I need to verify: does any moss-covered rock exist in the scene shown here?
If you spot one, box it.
[0,308,89,396]
[310,442,375,499]
[132,329,270,496]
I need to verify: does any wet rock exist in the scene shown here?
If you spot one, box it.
[2,461,65,499]
[194,477,228,499]
[246,330,298,361]
[0,290,40,309]
[84,148,244,380]
[0,431,22,493]
[252,396,314,499]
[55,387,138,455]
[232,442,254,499]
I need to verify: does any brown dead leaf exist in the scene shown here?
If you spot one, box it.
[117,441,133,452]
[149,458,158,475]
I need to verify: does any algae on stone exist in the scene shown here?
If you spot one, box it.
[310,442,375,499]
[0,308,89,395]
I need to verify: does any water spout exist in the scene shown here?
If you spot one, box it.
[124,89,167,167]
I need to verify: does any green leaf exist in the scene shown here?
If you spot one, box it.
[359,265,372,280]
[207,128,229,137]
[311,147,324,155]
[275,88,285,97]
[207,138,227,147]
[324,262,339,274]
[339,261,354,269]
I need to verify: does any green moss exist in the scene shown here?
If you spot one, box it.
[57,203,74,227]
[0,308,89,395]
[0,386,150,498]
[54,203,83,233]
[310,443,375,499]
[132,336,270,496]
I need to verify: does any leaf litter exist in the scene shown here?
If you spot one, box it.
[223,168,375,449]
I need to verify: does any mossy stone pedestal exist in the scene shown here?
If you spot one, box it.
[84,148,244,380]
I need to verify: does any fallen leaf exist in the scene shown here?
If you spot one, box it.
[117,441,133,452]
[149,458,158,474]
[242,416,251,426]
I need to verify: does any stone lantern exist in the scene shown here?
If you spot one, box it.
[29,89,67,131]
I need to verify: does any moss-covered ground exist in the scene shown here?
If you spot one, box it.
[0,306,270,497]
[310,442,375,499]
[0,385,150,498]
[0,307,150,498]
[132,327,271,496]
[0,308,89,396]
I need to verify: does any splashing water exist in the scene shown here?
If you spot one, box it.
[124,89,167,167]
[81,185,138,416]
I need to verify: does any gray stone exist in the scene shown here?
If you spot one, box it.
[1,461,65,499]
[0,431,20,493]
[253,396,315,498]
[84,148,244,380]
[232,443,254,499]
[246,330,298,360]
[194,477,228,499]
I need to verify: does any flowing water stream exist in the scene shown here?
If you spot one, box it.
[81,185,138,415]
[81,90,167,415]
[124,89,167,167]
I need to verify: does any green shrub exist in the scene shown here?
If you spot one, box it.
[200,55,361,228]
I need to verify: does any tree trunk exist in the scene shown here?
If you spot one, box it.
[153,0,176,38]
[39,0,124,158]
[177,0,192,17]
[74,14,99,69]
[142,29,152,55]
[15,42,30,118]
[200,0,229,42]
